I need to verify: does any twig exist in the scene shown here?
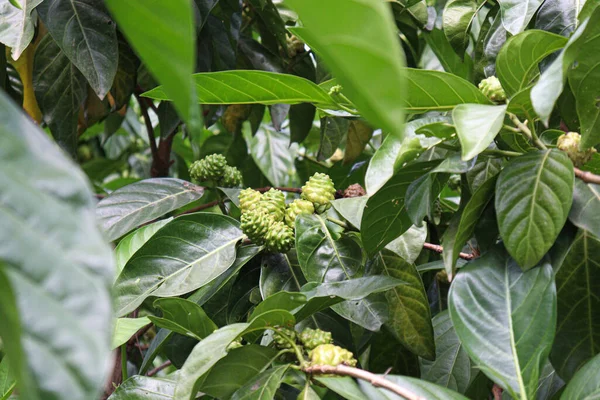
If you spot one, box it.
[574,168,600,185]
[147,361,172,377]
[303,364,425,400]
[127,323,153,346]
[507,113,547,150]
[135,93,158,159]
[255,186,303,194]
[423,242,475,261]
[179,200,225,215]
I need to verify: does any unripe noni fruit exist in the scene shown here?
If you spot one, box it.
[221,166,243,188]
[264,220,294,253]
[259,188,286,222]
[240,208,272,244]
[309,344,357,367]
[189,153,227,181]
[284,199,315,228]
[239,188,262,213]
[557,131,597,167]
[301,173,336,214]
[299,328,333,350]
[478,76,506,103]
[272,327,297,349]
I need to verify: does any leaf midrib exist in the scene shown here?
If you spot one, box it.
[505,265,528,399]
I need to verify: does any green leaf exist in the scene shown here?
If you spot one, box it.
[344,120,373,164]
[114,213,243,316]
[361,161,439,256]
[443,0,485,56]
[495,150,574,269]
[144,70,335,107]
[290,103,316,144]
[331,197,369,229]
[316,377,366,400]
[110,37,140,110]
[466,156,503,192]
[37,0,117,98]
[318,117,349,161]
[244,123,300,187]
[260,252,304,298]
[111,317,151,349]
[560,353,600,400]
[0,357,15,399]
[105,0,202,133]
[420,311,474,394]
[496,30,567,97]
[149,298,217,341]
[197,345,278,399]
[360,375,470,400]
[230,365,289,400]
[569,180,600,238]
[0,0,42,60]
[449,247,556,399]
[406,173,449,226]
[250,291,307,321]
[371,250,435,360]
[551,230,600,381]
[286,0,406,138]
[32,34,87,156]
[107,376,176,400]
[114,218,172,276]
[425,29,473,81]
[535,0,584,37]
[174,323,249,400]
[0,92,114,399]
[498,0,545,35]
[443,174,498,279]
[453,104,507,161]
[96,178,204,242]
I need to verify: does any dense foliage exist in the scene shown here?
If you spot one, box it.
[1,0,600,399]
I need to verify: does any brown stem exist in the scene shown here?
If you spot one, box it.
[136,93,158,160]
[147,361,172,377]
[255,186,302,194]
[179,199,224,215]
[303,365,425,400]
[423,242,475,261]
[574,168,600,185]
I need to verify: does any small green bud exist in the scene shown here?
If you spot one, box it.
[557,131,597,167]
[189,154,227,181]
[299,328,333,350]
[264,220,294,253]
[309,344,357,367]
[478,76,506,103]
[285,199,315,228]
[301,173,336,214]
[272,327,297,349]
[221,166,243,188]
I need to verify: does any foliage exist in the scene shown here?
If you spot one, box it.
[1,0,599,399]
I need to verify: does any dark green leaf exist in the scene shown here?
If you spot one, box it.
[453,104,507,161]
[316,377,366,400]
[425,29,473,81]
[107,376,176,400]
[149,298,217,341]
[535,0,584,37]
[449,247,556,399]
[560,353,600,400]
[114,213,243,316]
[344,120,374,164]
[230,365,289,400]
[249,291,307,321]
[360,375,470,399]
[466,156,503,192]
[443,0,485,55]
[569,180,600,238]
[318,117,349,161]
[260,252,304,298]
[290,103,316,144]
[96,178,204,242]
[498,0,545,35]
[38,0,117,98]
[406,173,449,226]
[495,150,574,269]
[110,36,139,110]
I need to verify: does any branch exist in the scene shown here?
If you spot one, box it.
[147,361,172,377]
[255,186,302,194]
[303,364,425,400]
[423,242,475,261]
[574,168,600,185]
[135,93,158,160]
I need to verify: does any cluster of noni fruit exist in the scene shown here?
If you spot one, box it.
[238,173,336,253]
[189,153,243,188]
[273,327,357,367]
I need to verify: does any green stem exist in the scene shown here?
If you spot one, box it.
[508,113,547,150]
[481,148,523,157]
[121,344,128,382]
[275,329,306,366]
[326,216,350,230]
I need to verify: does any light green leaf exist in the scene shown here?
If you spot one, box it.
[230,365,289,400]
[316,377,366,400]
[443,0,485,56]
[495,150,574,269]
[331,196,369,229]
[453,104,507,161]
[449,248,556,399]
[112,317,151,349]
[149,298,217,341]
[425,28,473,81]
[386,224,428,264]
[107,376,176,400]
[360,375,470,399]
[0,0,43,60]
[105,0,202,133]
[498,0,545,35]
[569,180,600,238]
[560,353,600,400]
[0,357,15,399]
[286,0,406,138]
[114,213,243,316]
[551,230,600,381]
[496,30,567,97]
[96,178,204,242]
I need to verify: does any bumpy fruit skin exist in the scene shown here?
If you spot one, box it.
[272,327,297,349]
[240,208,272,245]
[239,188,262,213]
[189,154,227,181]
[264,221,294,253]
[222,166,243,187]
[259,188,286,222]
[299,328,333,350]
[557,131,597,167]
[301,173,336,214]
[309,344,357,367]
[478,76,506,103]
[285,199,315,227]
[286,35,305,58]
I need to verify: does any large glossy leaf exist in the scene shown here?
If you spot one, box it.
[316,377,366,400]
[96,178,204,242]
[406,173,449,226]
[449,248,556,399]
[174,323,249,400]
[114,213,243,316]
[551,230,600,381]
[453,104,507,161]
[371,250,435,360]
[360,375,470,400]
[425,28,473,81]
[535,0,584,37]
[107,376,176,400]
[443,0,485,56]
[569,180,600,238]
[32,34,87,156]
[0,0,43,60]
[149,298,217,341]
[496,30,567,97]
[111,317,151,349]
[560,353,600,400]
[37,0,117,98]
[286,0,405,137]
[260,252,304,298]
[106,0,202,133]
[230,365,289,400]
[495,150,574,270]
[0,92,114,399]
[318,117,349,161]
[361,161,439,256]
[497,0,545,35]
[466,156,503,192]
[421,311,474,394]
